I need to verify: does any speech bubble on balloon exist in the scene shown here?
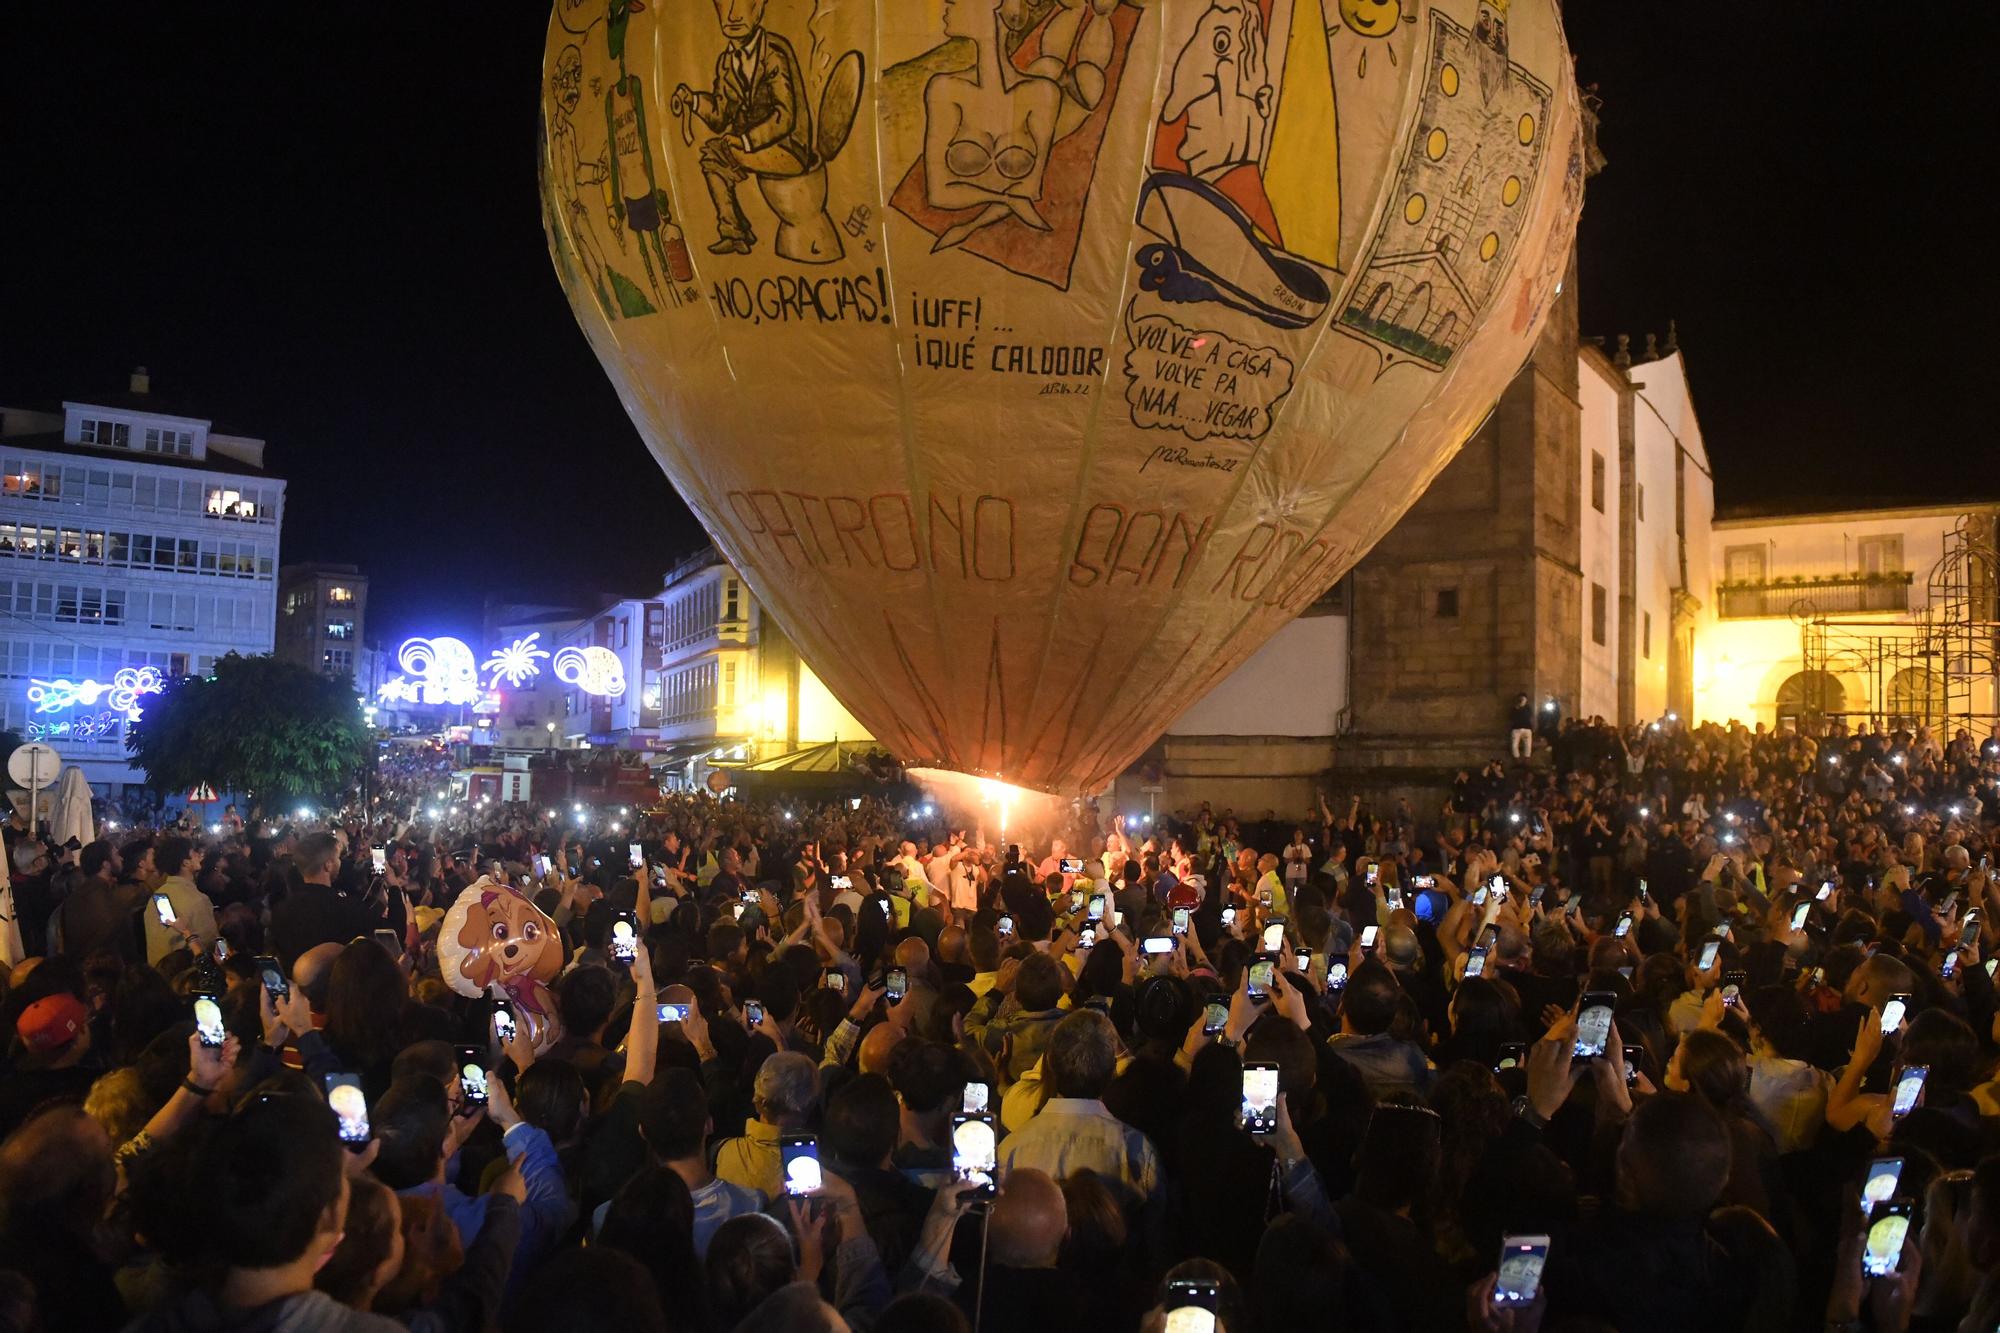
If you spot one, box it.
[1122,302,1297,446]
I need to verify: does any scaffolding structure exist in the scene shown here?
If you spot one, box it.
[1793,515,2000,734]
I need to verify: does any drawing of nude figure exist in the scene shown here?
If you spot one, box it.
[922,0,1066,252]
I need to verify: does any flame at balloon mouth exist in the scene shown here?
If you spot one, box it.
[906,768,1072,844]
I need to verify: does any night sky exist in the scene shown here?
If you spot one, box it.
[3,4,1994,645]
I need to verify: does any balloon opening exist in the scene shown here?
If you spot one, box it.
[905,769,1070,847]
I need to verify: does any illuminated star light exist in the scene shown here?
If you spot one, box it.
[483,633,551,689]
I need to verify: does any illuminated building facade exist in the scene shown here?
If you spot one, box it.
[489,547,870,785]
[0,370,284,791]
[277,563,368,680]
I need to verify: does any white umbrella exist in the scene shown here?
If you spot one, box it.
[50,764,95,849]
[0,846,18,968]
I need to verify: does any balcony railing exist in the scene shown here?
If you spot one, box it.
[1716,572,1913,619]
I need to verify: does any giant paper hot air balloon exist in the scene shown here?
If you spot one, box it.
[541,0,1583,794]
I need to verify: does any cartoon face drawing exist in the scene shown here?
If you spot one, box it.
[441,878,564,995]
[712,0,768,42]
[1161,0,1274,179]
[1339,0,1402,36]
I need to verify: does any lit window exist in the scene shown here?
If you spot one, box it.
[328,586,354,605]
[80,419,131,448]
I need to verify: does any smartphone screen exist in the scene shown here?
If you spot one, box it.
[1465,946,1488,978]
[154,893,177,926]
[1472,885,1489,907]
[961,1081,990,1115]
[1816,880,1834,901]
[1790,901,1812,930]
[193,993,226,1048]
[780,1134,822,1196]
[1172,907,1191,935]
[1360,925,1379,950]
[1325,961,1348,992]
[1614,913,1633,938]
[1862,1203,1912,1278]
[255,955,289,1000]
[1365,864,1379,886]
[1060,857,1084,875]
[370,846,387,874]
[1495,1042,1526,1071]
[1890,1066,1927,1118]
[493,1005,517,1043]
[1696,939,1721,971]
[1247,958,1274,1000]
[886,967,908,1003]
[1164,1281,1219,1333]
[326,1074,370,1146]
[1220,906,1237,927]
[1143,936,1175,956]
[535,854,552,879]
[1862,1157,1904,1206]
[821,970,846,995]
[610,914,637,963]
[1078,925,1096,950]
[457,1048,489,1104]
[1240,1063,1279,1134]
[1573,993,1616,1060]
[1387,886,1405,910]
[1202,1002,1227,1035]
[657,1002,690,1023]
[950,1114,997,1196]
[1088,894,1107,922]
[626,843,643,869]
[1293,948,1311,971]
[1261,920,1286,952]
[997,915,1014,938]
[1494,1234,1550,1306]
[1069,890,1086,912]
[1880,996,1909,1033]
[1941,949,1960,980]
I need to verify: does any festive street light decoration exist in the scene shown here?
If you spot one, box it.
[553,645,625,698]
[539,0,1583,792]
[377,636,482,706]
[28,666,165,720]
[483,633,551,689]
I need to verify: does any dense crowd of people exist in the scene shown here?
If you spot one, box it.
[3,709,2000,1332]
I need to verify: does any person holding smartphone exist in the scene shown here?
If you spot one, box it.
[141,835,219,967]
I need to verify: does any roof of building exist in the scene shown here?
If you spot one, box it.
[0,430,276,479]
[1714,494,2000,525]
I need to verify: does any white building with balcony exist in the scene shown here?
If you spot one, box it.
[1697,503,2000,731]
[0,370,284,791]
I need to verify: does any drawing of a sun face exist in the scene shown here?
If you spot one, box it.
[1339,0,1403,38]
[1330,0,1417,77]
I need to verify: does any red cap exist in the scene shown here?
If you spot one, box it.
[17,994,88,1054]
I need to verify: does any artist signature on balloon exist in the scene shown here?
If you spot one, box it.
[1140,446,1241,474]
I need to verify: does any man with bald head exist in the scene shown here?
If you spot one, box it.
[934,924,973,987]
[968,1167,1078,1327]
[292,941,346,1017]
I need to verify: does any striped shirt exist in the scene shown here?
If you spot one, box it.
[996,1097,1161,1208]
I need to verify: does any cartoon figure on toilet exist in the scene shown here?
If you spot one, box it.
[672,0,865,264]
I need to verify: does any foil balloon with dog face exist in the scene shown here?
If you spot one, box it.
[541,0,1584,793]
[438,877,565,1052]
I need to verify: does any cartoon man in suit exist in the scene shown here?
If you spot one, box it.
[672,0,817,255]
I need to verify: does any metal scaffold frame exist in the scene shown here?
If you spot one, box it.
[1792,515,2000,734]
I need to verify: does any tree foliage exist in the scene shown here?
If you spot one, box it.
[127,653,368,805]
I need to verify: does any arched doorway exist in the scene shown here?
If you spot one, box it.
[1885,666,1943,729]
[1397,281,1433,331]
[1776,670,1846,732]
[1361,282,1393,321]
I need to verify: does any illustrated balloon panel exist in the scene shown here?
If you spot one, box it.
[541,0,1583,793]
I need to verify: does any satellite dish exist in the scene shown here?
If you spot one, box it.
[7,742,61,790]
